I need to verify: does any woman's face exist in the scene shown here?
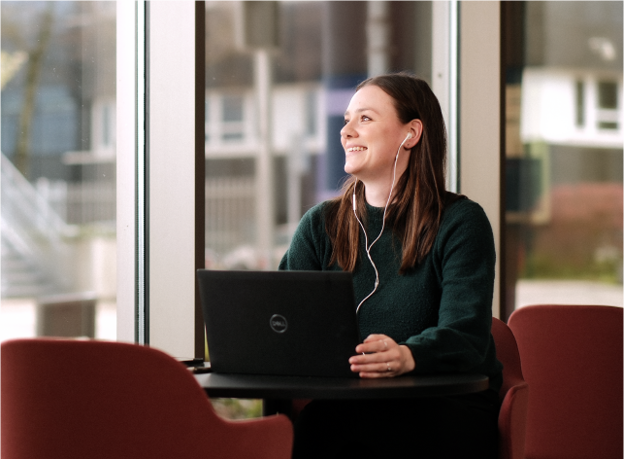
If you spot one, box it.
[341,84,415,182]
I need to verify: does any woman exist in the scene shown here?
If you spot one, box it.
[279,73,502,458]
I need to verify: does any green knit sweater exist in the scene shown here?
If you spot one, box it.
[279,195,503,392]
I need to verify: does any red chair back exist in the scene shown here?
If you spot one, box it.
[491,317,529,459]
[1,338,293,459]
[508,305,623,459]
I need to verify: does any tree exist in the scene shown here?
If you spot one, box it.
[14,2,55,178]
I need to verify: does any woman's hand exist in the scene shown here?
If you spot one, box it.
[348,334,416,378]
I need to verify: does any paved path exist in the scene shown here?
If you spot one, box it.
[1,299,116,341]
[516,280,623,308]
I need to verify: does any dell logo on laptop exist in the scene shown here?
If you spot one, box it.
[269,314,288,333]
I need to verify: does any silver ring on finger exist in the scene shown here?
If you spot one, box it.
[386,362,391,372]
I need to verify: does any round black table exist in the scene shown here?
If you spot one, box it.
[195,372,489,418]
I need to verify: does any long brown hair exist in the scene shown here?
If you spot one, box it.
[325,73,449,274]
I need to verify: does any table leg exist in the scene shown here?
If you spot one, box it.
[263,398,294,420]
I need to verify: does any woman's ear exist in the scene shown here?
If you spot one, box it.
[404,119,423,149]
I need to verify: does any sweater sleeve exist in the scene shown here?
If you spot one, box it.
[403,201,498,376]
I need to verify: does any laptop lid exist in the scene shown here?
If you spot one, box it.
[197,269,361,378]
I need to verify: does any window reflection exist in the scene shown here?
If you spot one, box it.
[597,80,619,130]
[504,1,623,316]
[1,2,116,341]
[575,80,586,127]
[203,0,433,271]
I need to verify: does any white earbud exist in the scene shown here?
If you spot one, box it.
[405,132,412,140]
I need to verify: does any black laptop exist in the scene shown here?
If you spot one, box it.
[197,269,361,378]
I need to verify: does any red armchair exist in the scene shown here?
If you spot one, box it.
[1,338,293,459]
[491,317,529,459]
[508,304,623,459]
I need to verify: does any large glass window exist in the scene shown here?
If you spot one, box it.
[503,1,623,317]
[203,1,434,273]
[202,0,435,418]
[1,2,116,341]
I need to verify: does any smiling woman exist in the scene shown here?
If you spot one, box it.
[341,85,422,198]
[279,73,502,459]
[327,74,450,276]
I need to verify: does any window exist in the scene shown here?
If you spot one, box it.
[1,1,502,349]
[597,80,619,130]
[205,99,210,142]
[503,1,623,318]
[205,92,252,148]
[221,94,245,142]
[101,103,113,148]
[203,1,437,272]
[1,1,117,341]
[2,0,474,368]
[575,80,585,127]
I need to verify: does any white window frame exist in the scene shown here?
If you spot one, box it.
[117,1,204,359]
[435,1,502,317]
[458,1,502,318]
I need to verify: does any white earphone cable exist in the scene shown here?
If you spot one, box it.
[353,133,411,314]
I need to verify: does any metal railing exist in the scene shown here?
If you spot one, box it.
[205,176,256,260]
[1,153,74,296]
